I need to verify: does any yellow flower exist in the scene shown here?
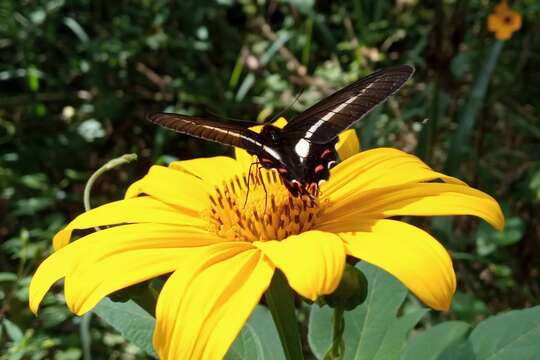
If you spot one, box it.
[29,118,504,359]
[488,0,522,41]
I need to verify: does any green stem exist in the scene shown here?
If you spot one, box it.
[80,153,138,360]
[80,312,92,360]
[265,271,304,360]
[83,153,138,212]
[324,308,345,360]
[444,40,504,176]
[302,17,313,67]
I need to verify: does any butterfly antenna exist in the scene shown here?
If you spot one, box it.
[267,87,305,124]
[204,109,256,126]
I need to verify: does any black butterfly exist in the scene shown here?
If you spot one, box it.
[148,65,414,197]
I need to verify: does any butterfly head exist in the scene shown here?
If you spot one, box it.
[257,150,312,196]
[257,127,339,197]
[283,141,338,197]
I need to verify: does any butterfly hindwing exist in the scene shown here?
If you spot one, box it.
[282,65,414,144]
[147,65,414,197]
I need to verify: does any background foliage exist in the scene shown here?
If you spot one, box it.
[1,0,539,358]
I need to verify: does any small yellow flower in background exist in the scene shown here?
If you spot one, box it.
[29,118,504,359]
[488,0,522,41]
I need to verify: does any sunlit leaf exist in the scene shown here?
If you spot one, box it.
[226,305,285,360]
[94,298,157,357]
[308,262,428,360]
[401,321,470,360]
[476,217,524,256]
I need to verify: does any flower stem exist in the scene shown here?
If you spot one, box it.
[83,153,138,212]
[80,153,138,360]
[265,270,304,360]
[324,308,345,360]
[80,311,92,360]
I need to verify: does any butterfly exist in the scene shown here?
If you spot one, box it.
[148,65,414,197]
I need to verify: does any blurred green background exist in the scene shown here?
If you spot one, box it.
[1,0,539,358]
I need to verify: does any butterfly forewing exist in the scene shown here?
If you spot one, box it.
[283,65,414,144]
[147,65,414,197]
[148,113,264,153]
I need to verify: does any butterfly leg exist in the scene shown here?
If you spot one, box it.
[243,161,260,208]
[256,165,268,212]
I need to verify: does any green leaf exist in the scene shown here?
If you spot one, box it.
[400,321,470,360]
[451,291,489,323]
[39,305,70,328]
[2,318,23,342]
[64,17,89,43]
[26,65,40,92]
[468,306,540,359]
[235,73,256,101]
[476,217,524,256]
[308,262,428,360]
[226,305,285,360]
[0,272,17,282]
[444,40,504,176]
[95,300,284,360]
[281,0,314,14]
[529,168,540,201]
[226,322,263,360]
[405,306,540,360]
[93,298,157,358]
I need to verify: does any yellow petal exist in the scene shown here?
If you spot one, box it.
[154,244,273,360]
[66,248,197,315]
[509,12,522,30]
[494,2,510,15]
[340,219,456,311]
[487,14,503,32]
[169,156,242,187]
[496,29,513,41]
[254,231,345,300]
[322,183,504,232]
[323,148,464,201]
[234,147,257,170]
[125,165,211,211]
[335,129,360,161]
[64,226,224,314]
[269,116,288,129]
[52,196,207,250]
[29,234,87,314]
[30,223,221,314]
[248,116,288,134]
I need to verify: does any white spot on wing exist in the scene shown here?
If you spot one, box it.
[200,125,263,147]
[294,138,310,158]
[305,81,377,139]
[263,146,282,161]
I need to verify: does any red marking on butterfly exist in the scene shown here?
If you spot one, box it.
[314,164,325,174]
[148,65,414,197]
[321,149,333,158]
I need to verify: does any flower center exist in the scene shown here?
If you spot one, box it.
[503,15,513,24]
[207,169,324,242]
